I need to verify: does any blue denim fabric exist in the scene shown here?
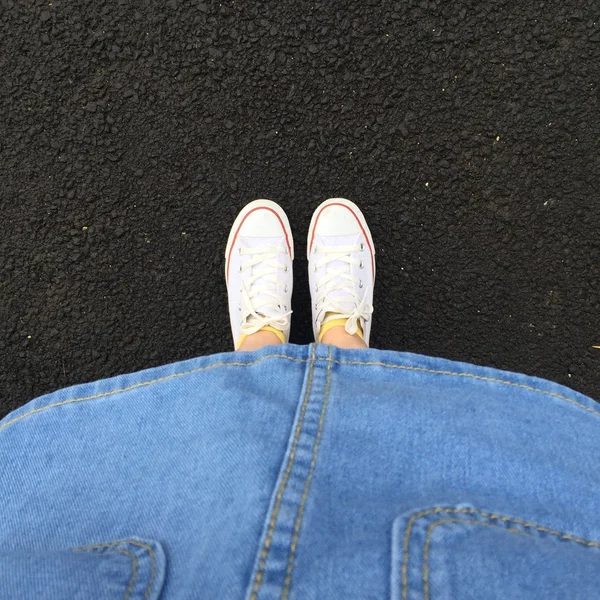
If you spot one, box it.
[1,343,599,599]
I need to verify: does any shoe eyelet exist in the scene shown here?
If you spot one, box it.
[238,247,242,255]
[238,305,241,311]
[360,243,364,251]
[359,261,364,269]
[284,265,288,272]
[359,280,363,288]
[284,284,288,292]
[239,265,243,272]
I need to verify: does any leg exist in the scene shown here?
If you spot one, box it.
[321,325,367,349]
[237,330,282,352]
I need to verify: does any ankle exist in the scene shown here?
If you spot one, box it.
[321,325,367,349]
[237,330,282,351]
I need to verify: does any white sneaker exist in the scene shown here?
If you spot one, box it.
[307,198,376,346]
[225,200,294,349]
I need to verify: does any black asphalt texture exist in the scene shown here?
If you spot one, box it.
[1,0,599,417]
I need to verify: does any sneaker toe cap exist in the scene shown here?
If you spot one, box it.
[314,204,362,236]
[239,208,286,237]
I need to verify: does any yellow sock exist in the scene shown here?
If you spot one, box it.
[318,316,364,343]
[237,325,286,349]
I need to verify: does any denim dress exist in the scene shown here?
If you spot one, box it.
[1,343,599,599]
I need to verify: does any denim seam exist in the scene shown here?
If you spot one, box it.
[75,539,155,600]
[0,354,309,432]
[249,346,317,600]
[2,356,595,434]
[401,506,600,600]
[281,345,333,600]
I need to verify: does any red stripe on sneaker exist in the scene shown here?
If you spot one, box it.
[309,202,375,279]
[226,207,292,286]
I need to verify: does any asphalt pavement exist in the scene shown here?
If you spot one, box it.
[1,0,598,416]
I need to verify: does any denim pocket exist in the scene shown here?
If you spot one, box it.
[0,537,165,600]
[391,505,600,600]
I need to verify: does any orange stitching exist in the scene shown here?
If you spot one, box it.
[249,346,316,600]
[423,516,600,600]
[401,507,600,600]
[113,548,138,600]
[0,354,308,431]
[330,360,599,417]
[74,541,138,600]
[282,346,333,600]
[75,539,156,599]
[127,540,156,600]
[422,519,525,600]
[402,508,435,599]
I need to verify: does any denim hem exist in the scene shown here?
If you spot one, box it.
[1,343,597,436]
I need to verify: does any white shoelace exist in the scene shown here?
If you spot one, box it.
[238,245,291,336]
[313,244,373,335]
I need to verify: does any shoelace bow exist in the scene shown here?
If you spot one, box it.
[313,244,373,335]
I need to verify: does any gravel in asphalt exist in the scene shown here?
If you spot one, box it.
[1,0,598,416]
